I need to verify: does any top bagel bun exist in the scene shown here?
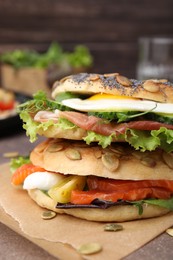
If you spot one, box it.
[52,73,173,103]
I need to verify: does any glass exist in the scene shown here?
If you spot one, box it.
[136,37,173,81]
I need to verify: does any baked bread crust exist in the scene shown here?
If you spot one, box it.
[30,139,173,181]
[28,139,173,222]
[52,73,173,103]
[28,189,170,222]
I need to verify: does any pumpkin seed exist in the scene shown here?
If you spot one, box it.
[94,149,102,159]
[35,141,49,153]
[140,157,156,167]
[166,228,173,236]
[47,143,64,153]
[104,73,119,77]
[90,74,99,81]
[159,79,168,83]
[116,75,132,87]
[65,148,81,160]
[3,151,19,158]
[143,80,160,93]
[102,153,119,171]
[104,223,123,232]
[41,210,57,220]
[109,146,125,156]
[162,152,173,169]
[77,242,102,255]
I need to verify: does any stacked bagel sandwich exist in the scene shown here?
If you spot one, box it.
[11,72,173,222]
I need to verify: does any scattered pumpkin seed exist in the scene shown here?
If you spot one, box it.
[116,75,132,87]
[159,79,168,83]
[90,74,100,81]
[140,157,156,167]
[104,73,119,77]
[102,153,119,171]
[41,210,57,220]
[47,143,64,153]
[104,223,123,232]
[166,228,173,237]
[143,80,160,93]
[109,146,125,156]
[35,141,48,153]
[94,149,102,159]
[77,242,102,255]
[3,151,19,158]
[65,148,81,160]
[162,152,173,169]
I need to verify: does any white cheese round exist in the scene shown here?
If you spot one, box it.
[23,171,65,190]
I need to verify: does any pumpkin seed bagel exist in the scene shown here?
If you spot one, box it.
[18,72,173,153]
[13,72,173,222]
[26,139,173,222]
[52,73,173,103]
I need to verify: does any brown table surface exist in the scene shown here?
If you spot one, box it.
[0,129,173,260]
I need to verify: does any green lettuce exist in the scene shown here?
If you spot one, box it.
[57,117,77,130]
[132,196,173,215]
[84,131,115,148]
[10,156,30,174]
[18,90,70,113]
[151,127,173,152]
[20,110,173,152]
[20,111,40,142]
[0,42,93,69]
[20,111,77,142]
[143,197,173,210]
[126,127,173,152]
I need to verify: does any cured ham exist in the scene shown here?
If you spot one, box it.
[34,110,173,137]
[58,111,173,136]
[34,110,60,122]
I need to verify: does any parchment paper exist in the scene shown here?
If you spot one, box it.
[1,163,173,260]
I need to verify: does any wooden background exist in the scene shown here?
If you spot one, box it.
[0,0,173,78]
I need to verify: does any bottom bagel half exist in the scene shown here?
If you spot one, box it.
[11,139,173,222]
[28,189,170,222]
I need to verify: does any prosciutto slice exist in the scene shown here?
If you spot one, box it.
[34,110,173,136]
[34,110,60,122]
[58,111,173,136]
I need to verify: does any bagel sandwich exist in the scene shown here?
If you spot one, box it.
[18,72,173,152]
[11,139,173,222]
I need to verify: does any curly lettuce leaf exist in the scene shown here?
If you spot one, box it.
[57,117,76,130]
[10,156,30,174]
[126,127,173,152]
[18,91,71,114]
[83,128,173,151]
[84,131,115,148]
[125,129,161,152]
[151,127,173,152]
[20,111,40,142]
[20,111,77,142]
[20,110,173,152]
